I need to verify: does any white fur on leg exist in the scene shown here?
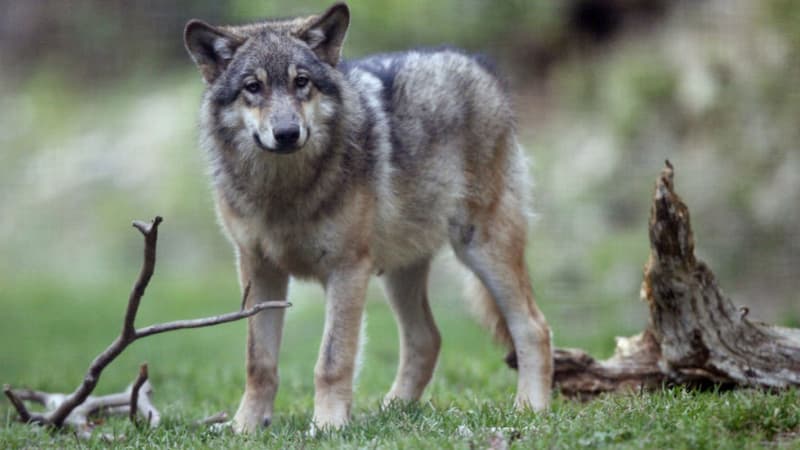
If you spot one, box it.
[354,311,367,389]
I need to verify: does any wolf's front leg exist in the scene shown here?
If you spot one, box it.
[313,259,371,431]
[232,250,289,433]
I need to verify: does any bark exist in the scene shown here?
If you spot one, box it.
[552,161,800,397]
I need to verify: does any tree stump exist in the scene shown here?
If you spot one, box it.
[552,161,800,397]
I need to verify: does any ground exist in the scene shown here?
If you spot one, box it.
[1,273,798,449]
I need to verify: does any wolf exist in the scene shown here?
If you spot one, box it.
[184,2,553,433]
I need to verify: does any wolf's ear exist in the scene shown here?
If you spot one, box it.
[184,20,244,83]
[297,3,350,66]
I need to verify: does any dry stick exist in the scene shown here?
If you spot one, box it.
[3,385,33,423]
[4,388,50,406]
[197,411,230,426]
[44,218,163,427]
[240,282,252,311]
[4,216,290,429]
[7,387,133,426]
[134,381,160,427]
[134,301,287,338]
[129,364,149,425]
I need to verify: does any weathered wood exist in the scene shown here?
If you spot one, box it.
[553,331,666,398]
[645,162,800,387]
[3,217,290,436]
[552,161,800,396]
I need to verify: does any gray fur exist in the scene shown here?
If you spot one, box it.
[185,2,552,433]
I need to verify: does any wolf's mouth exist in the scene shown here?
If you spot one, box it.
[253,133,301,155]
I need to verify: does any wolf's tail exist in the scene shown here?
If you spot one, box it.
[463,272,518,368]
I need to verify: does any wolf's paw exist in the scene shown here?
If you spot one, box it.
[513,393,549,412]
[382,392,415,408]
[307,414,349,438]
[307,420,348,438]
[231,411,272,434]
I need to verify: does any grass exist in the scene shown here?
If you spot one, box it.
[1,273,798,449]
[2,1,799,446]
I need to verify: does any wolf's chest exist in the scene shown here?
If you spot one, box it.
[225,211,341,279]
[266,231,333,278]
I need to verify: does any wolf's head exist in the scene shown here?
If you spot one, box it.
[185,3,349,155]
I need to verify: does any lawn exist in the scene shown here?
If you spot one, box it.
[1,267,798,449]
[2,0,800,446]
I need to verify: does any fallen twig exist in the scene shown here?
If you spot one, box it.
[197,411,230,426]
[129,364,149,426]
[3,216,290,435]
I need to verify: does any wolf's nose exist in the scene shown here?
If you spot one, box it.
[273,125,300,147]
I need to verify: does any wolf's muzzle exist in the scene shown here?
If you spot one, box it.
[273,124,300,148]
[253,132,301,155]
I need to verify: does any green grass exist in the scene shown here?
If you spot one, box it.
[1,275,798,449]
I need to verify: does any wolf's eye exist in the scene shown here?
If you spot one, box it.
[244,81,262,94]
[294,75,310,89]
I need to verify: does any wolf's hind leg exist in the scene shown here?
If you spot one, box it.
[381,258,441,404]
[232,251,289,433]
[450,193,553,411]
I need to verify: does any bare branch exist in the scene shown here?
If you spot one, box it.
[133,381,160,427]
[44,217,164,427]
[240,281,252,311]
[134,300,290,339]
[4,384,32,423]
[197,411,229,426]
[32,294,286,429]
[129,364,149,425]
[80,392,130,417]
[125,216,163,338]
[4,215,290,433]
[7,388,52,407]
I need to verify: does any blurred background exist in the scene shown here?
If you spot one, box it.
[0,0,798,410]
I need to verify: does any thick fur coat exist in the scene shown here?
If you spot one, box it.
[185,2,553,433]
